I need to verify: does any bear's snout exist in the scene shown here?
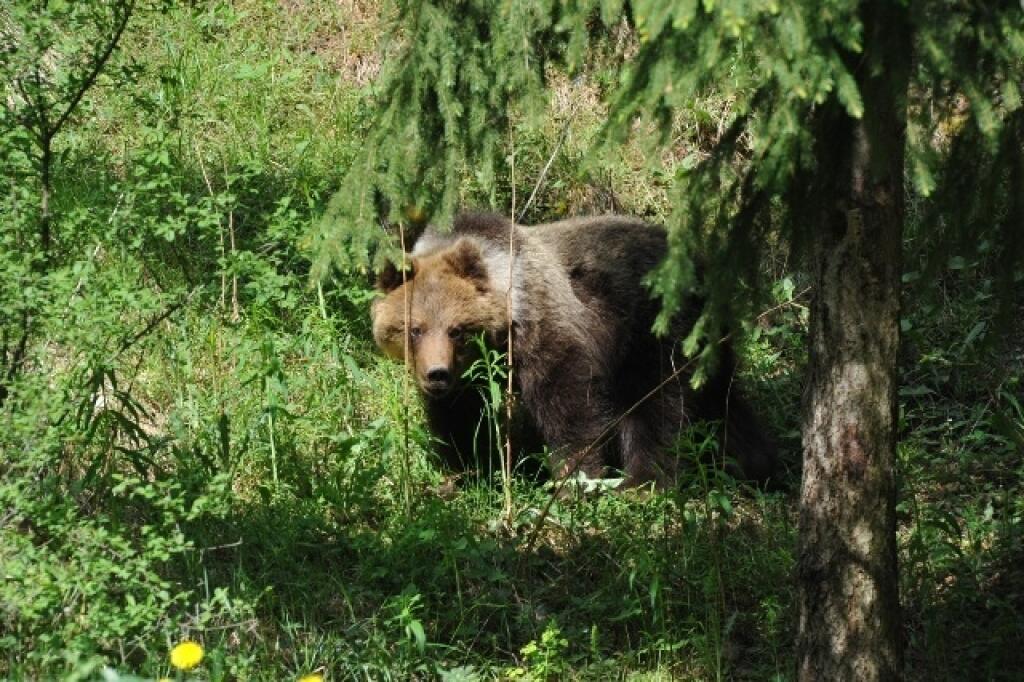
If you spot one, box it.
[416,331,458,396]
[423,366,453,395]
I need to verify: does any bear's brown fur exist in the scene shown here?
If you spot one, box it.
[371,212,776,487]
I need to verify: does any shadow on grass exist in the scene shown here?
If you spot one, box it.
[181,483,797,678]
[903,501,1024,681]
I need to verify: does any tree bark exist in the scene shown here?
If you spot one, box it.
[797,2,910,680]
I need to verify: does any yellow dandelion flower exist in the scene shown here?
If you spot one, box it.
[298,674,324,682]
[169,640,204,671]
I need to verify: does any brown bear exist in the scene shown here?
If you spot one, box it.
[371,212,776,488]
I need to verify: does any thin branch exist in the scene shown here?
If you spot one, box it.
[221,156,240,322]
[12,77,47,147]
[117,286,203,354]
[399,223,413,516]
[516,102,578,223]
[49,2,135,139]
[198,538,243,553]
[1,310,32,406]
[195,145,229,313]
[755,287,812,323]
[504,125,516,522]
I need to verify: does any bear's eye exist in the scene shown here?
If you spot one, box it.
[448,327,463,341]
[410,326,423,339]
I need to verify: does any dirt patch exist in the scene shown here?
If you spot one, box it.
[279,0,384,86]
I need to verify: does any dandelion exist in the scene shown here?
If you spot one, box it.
[169,640,204,671]
[297,674,324,682]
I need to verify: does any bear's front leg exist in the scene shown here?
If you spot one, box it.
[518,358,617,483]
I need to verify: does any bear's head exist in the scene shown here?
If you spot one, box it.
[371,238,509,397]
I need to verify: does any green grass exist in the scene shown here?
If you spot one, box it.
[1,1,1022,680]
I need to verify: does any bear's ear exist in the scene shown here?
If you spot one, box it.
[446,239,489,291]
[376,261,415,292]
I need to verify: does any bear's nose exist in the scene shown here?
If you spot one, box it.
[426,367,451,385]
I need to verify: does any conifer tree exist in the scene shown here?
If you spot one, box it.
[313,2,1024,678]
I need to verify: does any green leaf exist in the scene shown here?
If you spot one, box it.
[910,150,937,196]
[899,385,933,397]
[962,321,986,348]
[715,492,733,516]
[835,68,863,119]
[407,619,427,652]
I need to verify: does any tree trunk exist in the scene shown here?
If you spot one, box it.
[797,2,910,680]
